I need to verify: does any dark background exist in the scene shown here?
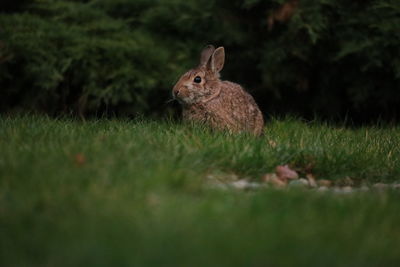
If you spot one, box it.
[1,0,399,124]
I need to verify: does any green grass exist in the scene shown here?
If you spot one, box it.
[1,115,400,266]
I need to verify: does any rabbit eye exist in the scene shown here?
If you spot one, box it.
[194,76,202,83]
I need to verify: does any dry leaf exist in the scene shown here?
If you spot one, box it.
[74,153,86,166]
[306,173,317,188]
[268,140,277,148]
[373,183,390,190]
[268,0,300,31]
[316,179,332,187]
[262,173,287,188]
[335,177,354,187]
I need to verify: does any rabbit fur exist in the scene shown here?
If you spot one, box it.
[172,45,264,136]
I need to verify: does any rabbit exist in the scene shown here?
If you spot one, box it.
[172,45,264,136]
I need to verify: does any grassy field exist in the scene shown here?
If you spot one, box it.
[1,115,400,266]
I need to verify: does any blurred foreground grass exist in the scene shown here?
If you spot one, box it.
[0,115,400,266]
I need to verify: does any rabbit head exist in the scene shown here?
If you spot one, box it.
[172,45,225,105]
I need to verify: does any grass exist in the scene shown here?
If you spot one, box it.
[0,115,400,266]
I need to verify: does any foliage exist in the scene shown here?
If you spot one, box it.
[0,0,175,116]
[1,0,400,121]
[261,0,400,121]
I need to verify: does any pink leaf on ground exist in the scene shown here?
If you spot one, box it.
[275,165,299,181]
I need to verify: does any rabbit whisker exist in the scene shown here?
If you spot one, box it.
[165,98,176,104]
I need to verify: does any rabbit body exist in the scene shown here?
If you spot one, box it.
[173,45,264,136]
[182,80,264,136]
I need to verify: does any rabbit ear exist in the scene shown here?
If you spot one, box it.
[211,47,225,74]
[199,45,216,67]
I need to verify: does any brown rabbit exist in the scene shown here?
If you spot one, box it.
[172,45,264,136]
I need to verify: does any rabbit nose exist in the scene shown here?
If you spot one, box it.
[174,88,180,96]
[173,87,182,98]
